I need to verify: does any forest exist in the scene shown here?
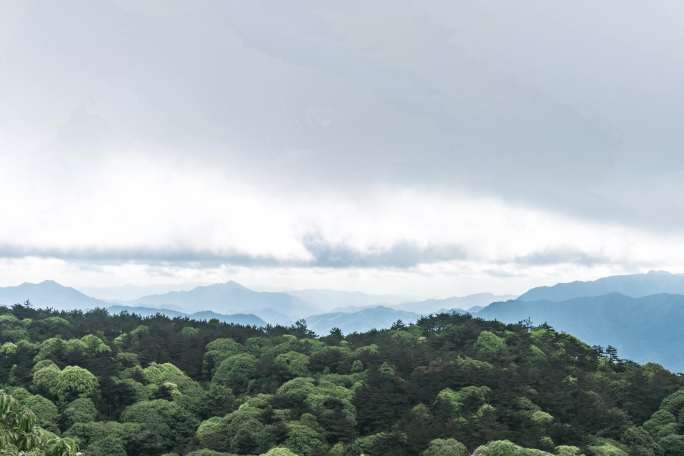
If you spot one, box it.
[0,303,683,456]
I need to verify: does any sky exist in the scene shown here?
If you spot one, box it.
[3,1,684,300]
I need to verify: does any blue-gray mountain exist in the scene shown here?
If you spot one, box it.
[107,305,266,326]
[0,280,107,310]
[304,306,419,335]
[131,281,315,325]
[519,270,684,301]
[479,293,684,372]
[288,289,410,311]
[396,292,515,314]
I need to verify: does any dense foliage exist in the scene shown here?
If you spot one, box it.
[0,303,682,456]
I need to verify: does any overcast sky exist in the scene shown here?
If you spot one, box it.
[3,0,684,299]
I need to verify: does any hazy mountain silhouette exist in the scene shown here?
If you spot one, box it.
[305,306,418,335]
[519,270,684,301]
[479,292,684,371]
[396,292,516,314]
[0,280,108,310]
[131,281,314,325]
[108,305,266,326]
[290,289,409,311]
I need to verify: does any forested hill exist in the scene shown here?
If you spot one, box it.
[1,305,683,456]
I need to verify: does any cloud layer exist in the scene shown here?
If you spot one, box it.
[3,1,684,296]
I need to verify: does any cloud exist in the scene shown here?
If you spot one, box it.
[0,244,286,267]
[301,234,468,268]
[3,1,684,296]
[0,234,469,270]
[512,247,615,267]
[3,1,684,231]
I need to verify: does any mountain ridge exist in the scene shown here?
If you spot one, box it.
[479,292,684,371]
[518,270,684,302]
[108,304,266,326]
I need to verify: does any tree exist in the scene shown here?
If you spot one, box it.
[55,366,99,400]
[474,331,505,355]
[212,354,257,393]
[274,351,310,378]
[21,394,59,433]
[203,338,242,376]
[471,439,555,455]
[422,438,468,456]
[85,435,127,456]
[260,448,299,456]
[0,392,78,456]
[121,399,198,454]
[285,422,327,456]
[61,397,98,430]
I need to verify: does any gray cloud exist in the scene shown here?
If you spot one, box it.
[512,247,617,268]
[0,235,468,269]
[301,234,467,268]
[4,1,684,232]
[0,244,286,267]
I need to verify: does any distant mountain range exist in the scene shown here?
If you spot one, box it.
[0,280,507,328]
[108,305,266,327]
[473,271,684,372]
[289,289,409,310]
[130,281,315,325]
[304,306,419,335]
[479,292,684,371]
[0,280,107,310]
[17,272,684,372]
[396,292,515,314]
[518,270,684,301]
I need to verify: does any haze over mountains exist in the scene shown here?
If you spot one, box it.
[9,271,684,371]
[130,281,315,325]
[0,279,492,329]
[478,271,684,371]
[396,292,515,314]
[480,293,684,371]
[0,280,107,310]
[107,305,266,327]
[518,270,684,301]
[305,306,420,335]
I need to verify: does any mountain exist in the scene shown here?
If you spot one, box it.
[289,289,410,311]
[305,306,418,335]
[519,270,684,302]
[189,310,266,326]
[108,305,186,319]
[108,305,267,326]
[0,280,108,310]
[131,281,314,325]
[479,292,684,371]
[396,293,516,314]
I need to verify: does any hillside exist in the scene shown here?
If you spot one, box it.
[1,303,683,456]
[131,281,314,324]
[479,293,684,371]
[519,270,684,302]
[304,306,419,335]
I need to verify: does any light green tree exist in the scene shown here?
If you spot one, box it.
[212,353,258,393]
[474,331,505,355]
[55,366,98,400]
[274,351,310,378]
[423,438,468,456]
[0,392,78,456]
